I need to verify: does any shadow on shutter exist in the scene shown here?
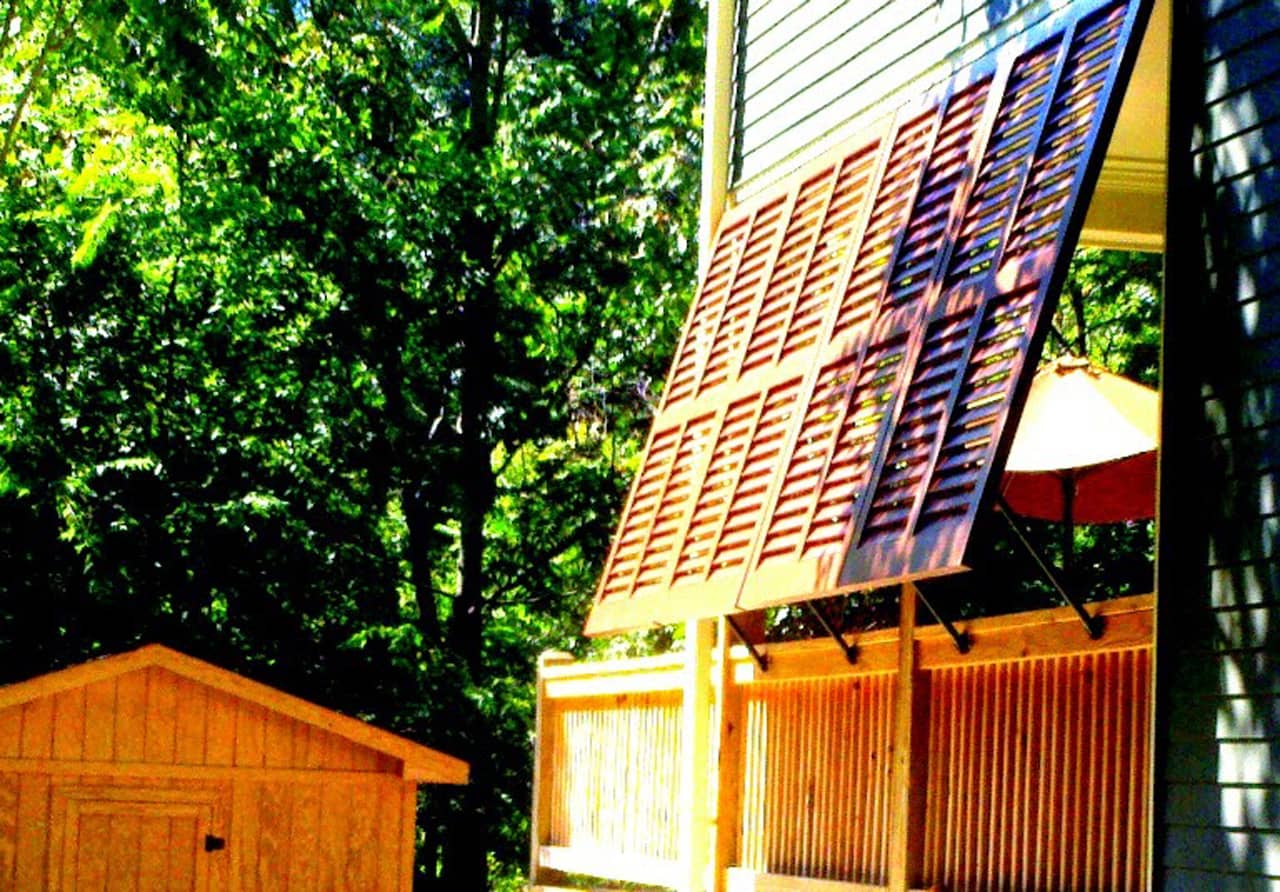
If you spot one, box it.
[585,0,1151,635]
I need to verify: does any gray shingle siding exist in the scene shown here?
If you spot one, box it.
[732,0,1065,188]
[1157,0,1280,885]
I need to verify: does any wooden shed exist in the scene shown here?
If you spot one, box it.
[0,644,468,891]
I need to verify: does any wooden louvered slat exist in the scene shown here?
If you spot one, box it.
[585,0,1148,634]
[859,310,978,544]
[1004,2,1128,264]
[881,78,993,313]
[802,334,911,558]
[662,218,751,408]
[740,169,839,376]
[830,110,939,342]
[709,377,805,575]
[755,333,911,572]
[945,38,1065,286]
[759,357,860,564]
[699,197,792,396]
[631,412,719,594]
[672,395,762,584]
[916,286,1037,529]
[738,75,999,610]
[839,0,1142,588]
[596,426,684,602]
[776,145,885,361]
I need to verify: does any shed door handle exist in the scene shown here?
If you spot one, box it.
[205,835,226,852]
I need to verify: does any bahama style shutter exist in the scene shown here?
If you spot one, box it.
[585,0,1152,635]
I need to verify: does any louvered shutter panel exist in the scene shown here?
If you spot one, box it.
[585,0,1149,634]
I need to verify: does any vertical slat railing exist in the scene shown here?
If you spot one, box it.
[532,594,1153,892]
[920,646,1153,891]
[531,655,686,888]
[735,673,897,885]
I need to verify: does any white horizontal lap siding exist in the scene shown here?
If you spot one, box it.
[733,0,1076,190]
[1159,0,1280,887]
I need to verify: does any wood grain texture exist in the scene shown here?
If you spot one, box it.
[0,647,431,892]
[144,668,178,765]
[82,681,115,763]
[536,597,1154,890]
[0,646,466,783]
[0,772,19,887]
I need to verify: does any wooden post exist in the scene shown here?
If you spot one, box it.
[888,583,930,892]
[681,619,715,892]
[712,618,743,892]
[529,651,573,888]
[699,0,736,268]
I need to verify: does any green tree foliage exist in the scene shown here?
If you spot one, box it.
[1,0,702,884]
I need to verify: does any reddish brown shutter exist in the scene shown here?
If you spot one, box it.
[586,0,1150,635]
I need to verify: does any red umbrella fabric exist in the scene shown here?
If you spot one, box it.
[1000,356,1158,524]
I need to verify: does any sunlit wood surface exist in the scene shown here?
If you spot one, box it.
[534,595,1153,891]
[0,646,452,892]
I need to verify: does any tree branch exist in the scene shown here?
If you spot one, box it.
[2,0,80,175]
[0,0,22,63]
[436,0,472,60]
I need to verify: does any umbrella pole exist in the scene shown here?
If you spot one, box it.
[1062,472,1075,584]
[996,495,1104,639]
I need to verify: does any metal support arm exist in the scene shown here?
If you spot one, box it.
[996,495,1105,640]
[726,615,769,672]
[805,601,858,665]
[912,584,971,654]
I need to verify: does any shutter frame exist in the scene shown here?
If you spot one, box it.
[585,0,1153,635]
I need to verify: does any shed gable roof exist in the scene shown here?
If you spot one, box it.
[586,0,1151,635]
[0,644,468,783]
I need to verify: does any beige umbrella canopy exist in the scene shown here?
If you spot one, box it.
[1001,355,1159,524]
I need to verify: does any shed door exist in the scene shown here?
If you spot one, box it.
[50,785,225,892]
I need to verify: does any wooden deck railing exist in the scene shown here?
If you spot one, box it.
[531,594,1153,892]
[532,653,688,888]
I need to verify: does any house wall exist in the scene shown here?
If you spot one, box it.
[0,665,415,891]
[1157,1,1280,887]
[733,0,1063,188]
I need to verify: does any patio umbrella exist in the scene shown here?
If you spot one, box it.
[1000,355,1158,568]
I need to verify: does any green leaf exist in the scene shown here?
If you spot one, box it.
[70,200,118,269]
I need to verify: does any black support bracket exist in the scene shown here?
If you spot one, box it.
[996,495,1105,640]
[726,615,769,672]
[913,584,971,654]
[805,601,858,665]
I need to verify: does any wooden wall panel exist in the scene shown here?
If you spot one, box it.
[144,667,178,764]
[287,782,321,889]
[1157,2,1280,887]
[922,648,1151,891]
[228,778,406,891]
[173,677,208,766]
[14,775,50,890]
[0,772,18,887]
[736,674,896,886]
[20,696,53,760]
[82,681,114,763]
[0,706,21,759]
[114,670,148,763]
[544,692,683,864]
[1,667,393,774]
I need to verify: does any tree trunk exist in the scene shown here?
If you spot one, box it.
[438,0,501,885]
